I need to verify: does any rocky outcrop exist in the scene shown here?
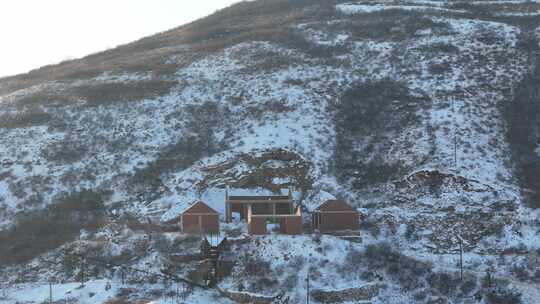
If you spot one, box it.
[311,284,382,303]
[218,289,275,304]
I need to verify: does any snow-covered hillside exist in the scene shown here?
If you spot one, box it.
[1,1,540,303]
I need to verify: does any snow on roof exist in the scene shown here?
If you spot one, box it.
[315,200,357,212]
[227,195,290,201]
[182,201,219,215]
[227,187,290,197]
[161,199,201,222]
[227,187,292,202]
[304,190,337,212]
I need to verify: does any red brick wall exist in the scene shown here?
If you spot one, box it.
[280,216,302,234]
[182,215,199,233]
[182,214,219,234]
[248,217,267,235]
[201,214,219,233]
[317,212,359,233]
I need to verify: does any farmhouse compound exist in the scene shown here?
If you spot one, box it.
[177,189,360,236]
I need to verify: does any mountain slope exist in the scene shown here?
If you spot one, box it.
[1,1,540,303]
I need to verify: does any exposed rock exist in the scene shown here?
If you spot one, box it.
[311,284,382,303]
[218,288,275,304]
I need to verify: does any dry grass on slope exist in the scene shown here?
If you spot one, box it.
[0,0,342,96]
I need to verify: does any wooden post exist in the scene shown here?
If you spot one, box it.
[225,187,231,223]
[180,214,184,233]
[225,200,230,223]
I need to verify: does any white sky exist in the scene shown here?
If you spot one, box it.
[0,0,240,78]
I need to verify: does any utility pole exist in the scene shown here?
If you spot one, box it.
[454,130,458,169]
[456,235,463,281]
[306,272,310,304]
[397,232,401,274]
[452,98,458,170]
[80,257,85,288]
[49,279,53,304]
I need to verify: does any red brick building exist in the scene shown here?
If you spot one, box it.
[224,188,302,235]
[225,189,294,223]
[312,200,359,233]
[181,201,220,234]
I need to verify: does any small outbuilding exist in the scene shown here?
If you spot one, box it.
[312,200,359,233]
[181,201,220,234]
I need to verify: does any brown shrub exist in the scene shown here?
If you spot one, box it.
[0,0,341,96]
[72,80,177,106]
[0,110,51,129]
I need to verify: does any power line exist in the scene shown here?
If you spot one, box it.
[32,247,289,303]
[62,250,207,289]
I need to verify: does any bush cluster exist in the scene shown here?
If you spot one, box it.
[502,37,540,208]
[131,101,228,199]
[73,80,177,107]
[347,243,483,300]
[0,189,108,265]
[0,110,51,129]
[333,79,426,188]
